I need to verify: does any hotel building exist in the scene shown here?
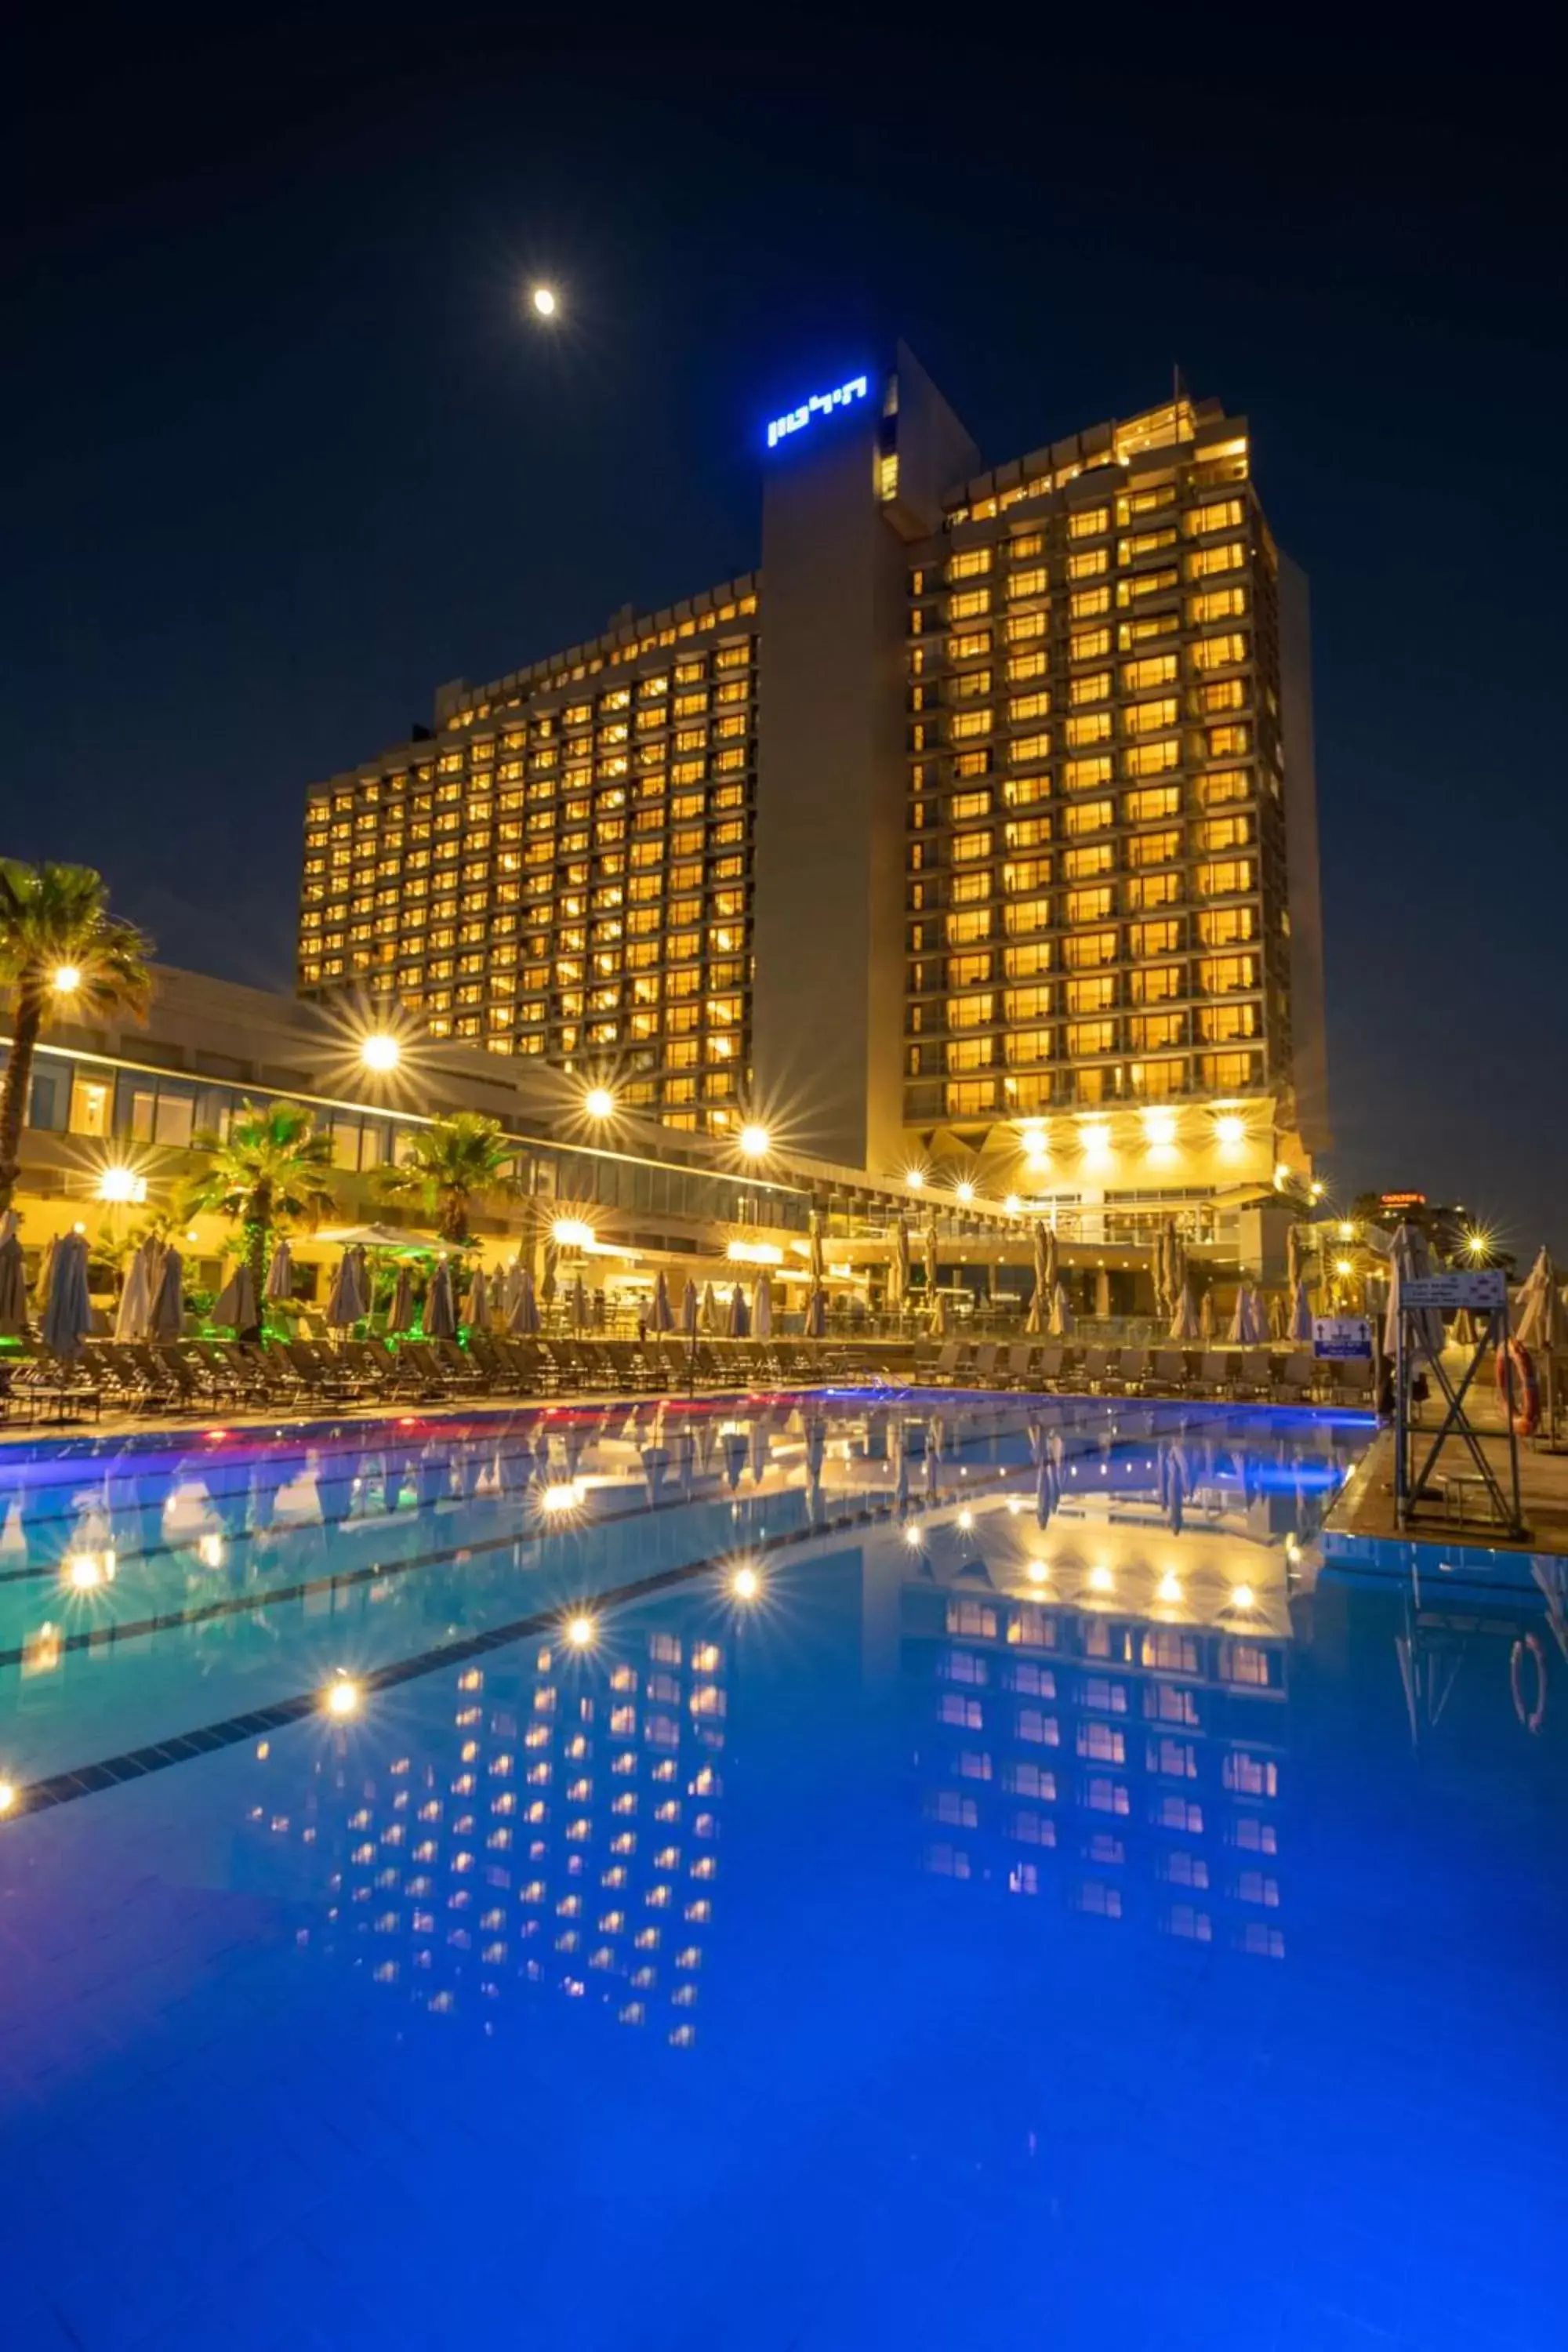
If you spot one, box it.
[296,343,1327,1225]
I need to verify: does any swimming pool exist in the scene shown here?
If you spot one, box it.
[2,1389,1563,2349]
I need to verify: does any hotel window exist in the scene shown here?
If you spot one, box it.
[953,829,993,865]
[1196,678,1247,714]
[1005,895,1051,935]
[952,750,992,779]
[951,667,993,702]
[1125,697,1178,737]
[949,993,995,1029]
[950,709,993,742]
[1010,731,1051,767]
[1068,507,1109,539]
[1186,541,1246,580]
[1128,828,1181,868]
[1123,740,1181,778]
[1196,860,1254,897]
[1118,527,1178,562]
[949,588,992,622]
[1062,843,1113,882]
[1063,798,1113,837]
[1064,755,1114,793]
[1069,586,1112,620]
[1004,941,1051,979]
[1187,496,1245,535]
[946,1078,999,1116]
[1069,670,1111,706]
[1130,964,1182,1004]
[1199,1051,1261,1091]
[1127,873,1182,911]
[1007,565,1047,601]
[1200,1002,1258,1042]
[1124,786,1181,825]
[947,952,991,989]
[1117,567,1179,604]
[1004,816,1050,851]
[1065,973,1116,1014]
[1005,984,1054,1022]
[1123,653,1179,692]
[1006,1028,1052,1065]
[949,789,992,823]
[946,908,993,946]
[1118,484,1175,521]
[1067,548,1108,581]
[1129,1013,1183,1051]
[1007,671,1051,712]
[948,547,993,582]
[1207,723,1251,757]
[1004,857,1051,895]
[1005,609,1047,644]
[1195,815,1251,854]
[1066,1020,1116,1058]
[1066,886,1115,925]
[949,627,992,662]
[1192,631,1247,671]
[1004,771,1050,809]
[1009,531,1044,561]
[1064,711,1112,750]
[946,1036,994,1072]
[1199,955,1257,993]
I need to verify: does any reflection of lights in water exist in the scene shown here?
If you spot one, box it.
[541,1481,584,1515]
[198,1534,225,1568]
[64,1550,113,1590]
[1088,1565,1113,1592]
[0,1780,14,1814]
[731,1565,760,1602]
[325,1675,361,1719]
[567,1613,597,1649]
[1007,1496,1023,1515]
[956,1508,975,1532]
[902,1525,924,1550]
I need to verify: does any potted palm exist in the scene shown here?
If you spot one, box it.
[183,1102,337,1338]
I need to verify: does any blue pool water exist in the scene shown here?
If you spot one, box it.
[1,1388,1564,2350]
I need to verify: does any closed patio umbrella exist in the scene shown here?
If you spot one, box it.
[808,1208,826,1291]
[326,1249,365,1331]
[33,1233,56,1314]
[1226,1286,1250,1343]
[923,1218,939,1330]
[42,1229,91,1359]
[509,1265,539,1336]
[1269,1290,1289,1340]
[650,1271,673,1333]
[387,1263,416,1334]
[540,1238,558,1307]
[1450,1305,1478,1349]
[148,1245,184,1338]
[568,1272,588,1333]
[1290,1277,1315,1343]
[465,1265,491,1332]
[1515,1247,1567,1352]
[1094,1267,1111,1322]
[1168,1281,1200,1343]
[681,1277,699,1334]
[728,1282,750,1338]
[701,1281,720,1333]
[211,1261,257,1333]
[891,1218,909,1311]
[1245,1285,1270,1345]
[1200,1287,1217,1343]
[265,1239,294,1302]
[0,1222,27,1332]
[425,1257,456,1339]
[1027,1221,1051,1334]
[114,1235,158,1342]
[752,1275,772,1338]
[805,1284,826,1338]
[1049,1279,1073,1339]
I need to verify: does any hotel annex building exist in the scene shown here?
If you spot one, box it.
[297,347,1327,1223]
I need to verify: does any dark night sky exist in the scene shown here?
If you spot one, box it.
[4,14,1565,1247]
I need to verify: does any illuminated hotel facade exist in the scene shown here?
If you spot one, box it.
[297,344,1327,1218]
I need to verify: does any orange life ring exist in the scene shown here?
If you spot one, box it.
[1496,1338,1539,1437]
[1511,1633,1547,1733]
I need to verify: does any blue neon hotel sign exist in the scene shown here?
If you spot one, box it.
[766,373,869,450]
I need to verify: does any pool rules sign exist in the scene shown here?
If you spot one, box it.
[1313,1316,1373,1360]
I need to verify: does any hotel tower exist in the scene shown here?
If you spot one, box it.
[296,344,1327,1215]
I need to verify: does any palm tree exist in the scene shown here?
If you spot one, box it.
[0,860,153,1213]
[378,1110,516,1245]
[184,1101,337,1334]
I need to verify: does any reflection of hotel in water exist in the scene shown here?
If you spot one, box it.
[243,1599,728,2049]
[898,1471,1298,1958]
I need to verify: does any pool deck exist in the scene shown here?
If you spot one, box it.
[1327,1374,1568,1558]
